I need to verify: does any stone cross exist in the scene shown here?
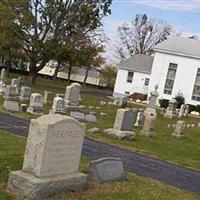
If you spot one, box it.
[172,120,185,138]
[7,114,87,199]
[140,113,156,137]
[27,93,44,114]
[50,97,65,114]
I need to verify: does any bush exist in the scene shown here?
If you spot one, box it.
[175,93,185,109]
[159,99,169,108]
[187,104,196,113]
[195,105,200,113]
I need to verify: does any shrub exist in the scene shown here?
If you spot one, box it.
[187,104,196,113]
[159,99,169,108]
[175,93,185,109]
[195,105,200,113]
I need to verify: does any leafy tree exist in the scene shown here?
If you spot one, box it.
[100,64,117,88]
[116,14,172,59]
[1,0,112,83]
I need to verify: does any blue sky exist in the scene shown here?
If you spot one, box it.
[103,0,200,62]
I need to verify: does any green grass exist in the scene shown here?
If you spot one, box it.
[0,131,200,200]
[1,73,200,171]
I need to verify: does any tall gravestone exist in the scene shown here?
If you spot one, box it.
[19,86,31,102]
[44,90,54,104]
[27,93,44,115]
[144,85,159,117]
[178,104,185,119]
[7,114,87,199]
[164,98,177,119]
[49,97,65,115]
[64,83,81,111]
[0,68,6,81]
[0,81,6,95]
[104,108,137,139]
[3,85,20,112]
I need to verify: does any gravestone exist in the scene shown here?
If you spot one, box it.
[70,111,86,121]
[27,93,44,115]
[114,97,128,108]
[17,77,26,88]
[19,86,31,102]
[88,157,126,183]
[7,114,87,199]
[178,104,185,119]
[0,81,6,95]
[11,78,19,87]
[86,114,96,123]
[144,85,159,117]
[44,90,54,104]
[49,97,65,115]
[184,105,189,118]
[140,113,156,137]
[164,98,177,119]
[0,68,6,81]
[3,85,20,112]
[65,83,81,111]
[172,120,185,138]
[104,108,137,139]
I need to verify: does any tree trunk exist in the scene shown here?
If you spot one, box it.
[53,62,60,81]
[67,65,72,83]
[29,62,37,84]
[5,59,11,77]
[83,66,90,85]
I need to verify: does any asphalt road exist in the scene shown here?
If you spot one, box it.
[0,112,200,196]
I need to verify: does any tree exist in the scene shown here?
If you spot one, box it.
[100,64,117,88]
[116,14,172,59]
[1,0,112,83]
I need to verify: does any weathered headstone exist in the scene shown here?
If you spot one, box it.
[184,105,189,118]
[7,114,87,199]
[104,108,137,139]
[27,93,44,115]
[0,68,6,81]
[44,90,54,104]
[49,97,65,115]
[70,111,86,121]
[86,114,96,123]
[11,78,19,87]
[164,98,177,119]
[172,120,185,138]
[140,113,156,137]
[3,85,20,112]
[178,104,185,119]
[88,127,100,134]
[19,86,31,102]
[17,77,26,88]
[0,81,6,95]
[88,157,126,183]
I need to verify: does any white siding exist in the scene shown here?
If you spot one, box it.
[149,52,200,105]
[113,69,150,97]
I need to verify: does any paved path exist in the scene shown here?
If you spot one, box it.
[0,112,200,196]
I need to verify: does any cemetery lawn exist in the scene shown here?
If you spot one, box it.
[0,131,200,200]
[0,74,200,171]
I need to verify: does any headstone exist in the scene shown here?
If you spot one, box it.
[0,68,6,81]
[100,101,107,106]
[144,85,159,117]
[86,114,96,123]
[70,111,85,121]
[164,98,177,119]
[184,105,189,118]
[65,83,81,106]
[20,104,28,113]
[178,104,185,119]
[19,86,31,102]
[3,85,20,112]
[27,93,44,115]
[104,108,137,139]
[172,120,185,138]
[140,113,156,137]
[114,97,128,108]
[100,112,107,116]
[0,81,6,95]
[88,157,126,183]
[88,127,100,134]
[11,78,19,87]
[49,97,65,115]
[17,77,26,87]
[7,114,87,199]
[44,90,54,104]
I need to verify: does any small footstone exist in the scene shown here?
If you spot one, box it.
[88,157,127,183]
[86,114,96,123]
[88,127,100,134]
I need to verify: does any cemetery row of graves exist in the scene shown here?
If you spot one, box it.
[0,68,200,199]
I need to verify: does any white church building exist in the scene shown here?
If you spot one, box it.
[113,37,200,106]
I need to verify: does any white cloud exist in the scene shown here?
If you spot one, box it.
[129,0,200,12]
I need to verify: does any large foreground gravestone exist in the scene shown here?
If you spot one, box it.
[3,85,20,112]
[7,114,87,199]
[104,108,137,139]
[88,157,126,183]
